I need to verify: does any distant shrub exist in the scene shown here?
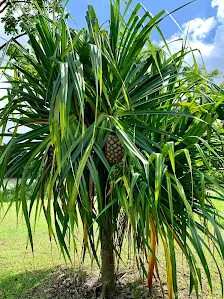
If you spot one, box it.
[0,183,35,202]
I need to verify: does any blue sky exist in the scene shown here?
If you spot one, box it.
[67,0,216,40]
[65,0,224,74]
[0,0,223,80]
[0,0,223,141]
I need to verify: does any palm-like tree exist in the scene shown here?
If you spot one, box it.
[0,1,224,298]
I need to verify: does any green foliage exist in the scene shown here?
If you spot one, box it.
[1,0,62,35]
[0,1,224,298]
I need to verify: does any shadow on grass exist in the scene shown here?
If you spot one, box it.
[0,266,164,299]
[0,268,54,299]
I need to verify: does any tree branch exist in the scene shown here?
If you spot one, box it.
[0,0,32,13]
[0,32,26,51]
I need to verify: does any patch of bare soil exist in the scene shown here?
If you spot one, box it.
[25,266,206,299]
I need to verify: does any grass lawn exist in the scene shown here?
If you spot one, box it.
[0,203,64,298]
[0,199,223,298]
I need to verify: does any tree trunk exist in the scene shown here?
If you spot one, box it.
[98,158,116,298]
[101,217,116,298]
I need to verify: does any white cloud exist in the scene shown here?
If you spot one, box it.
[182,17,217,40]
[166,0,224,78]
[211,0,224,22]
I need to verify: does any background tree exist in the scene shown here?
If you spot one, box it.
[0,1,224,298]
[0,0,62,35]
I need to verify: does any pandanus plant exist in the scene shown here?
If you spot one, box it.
[0,1,224,298]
